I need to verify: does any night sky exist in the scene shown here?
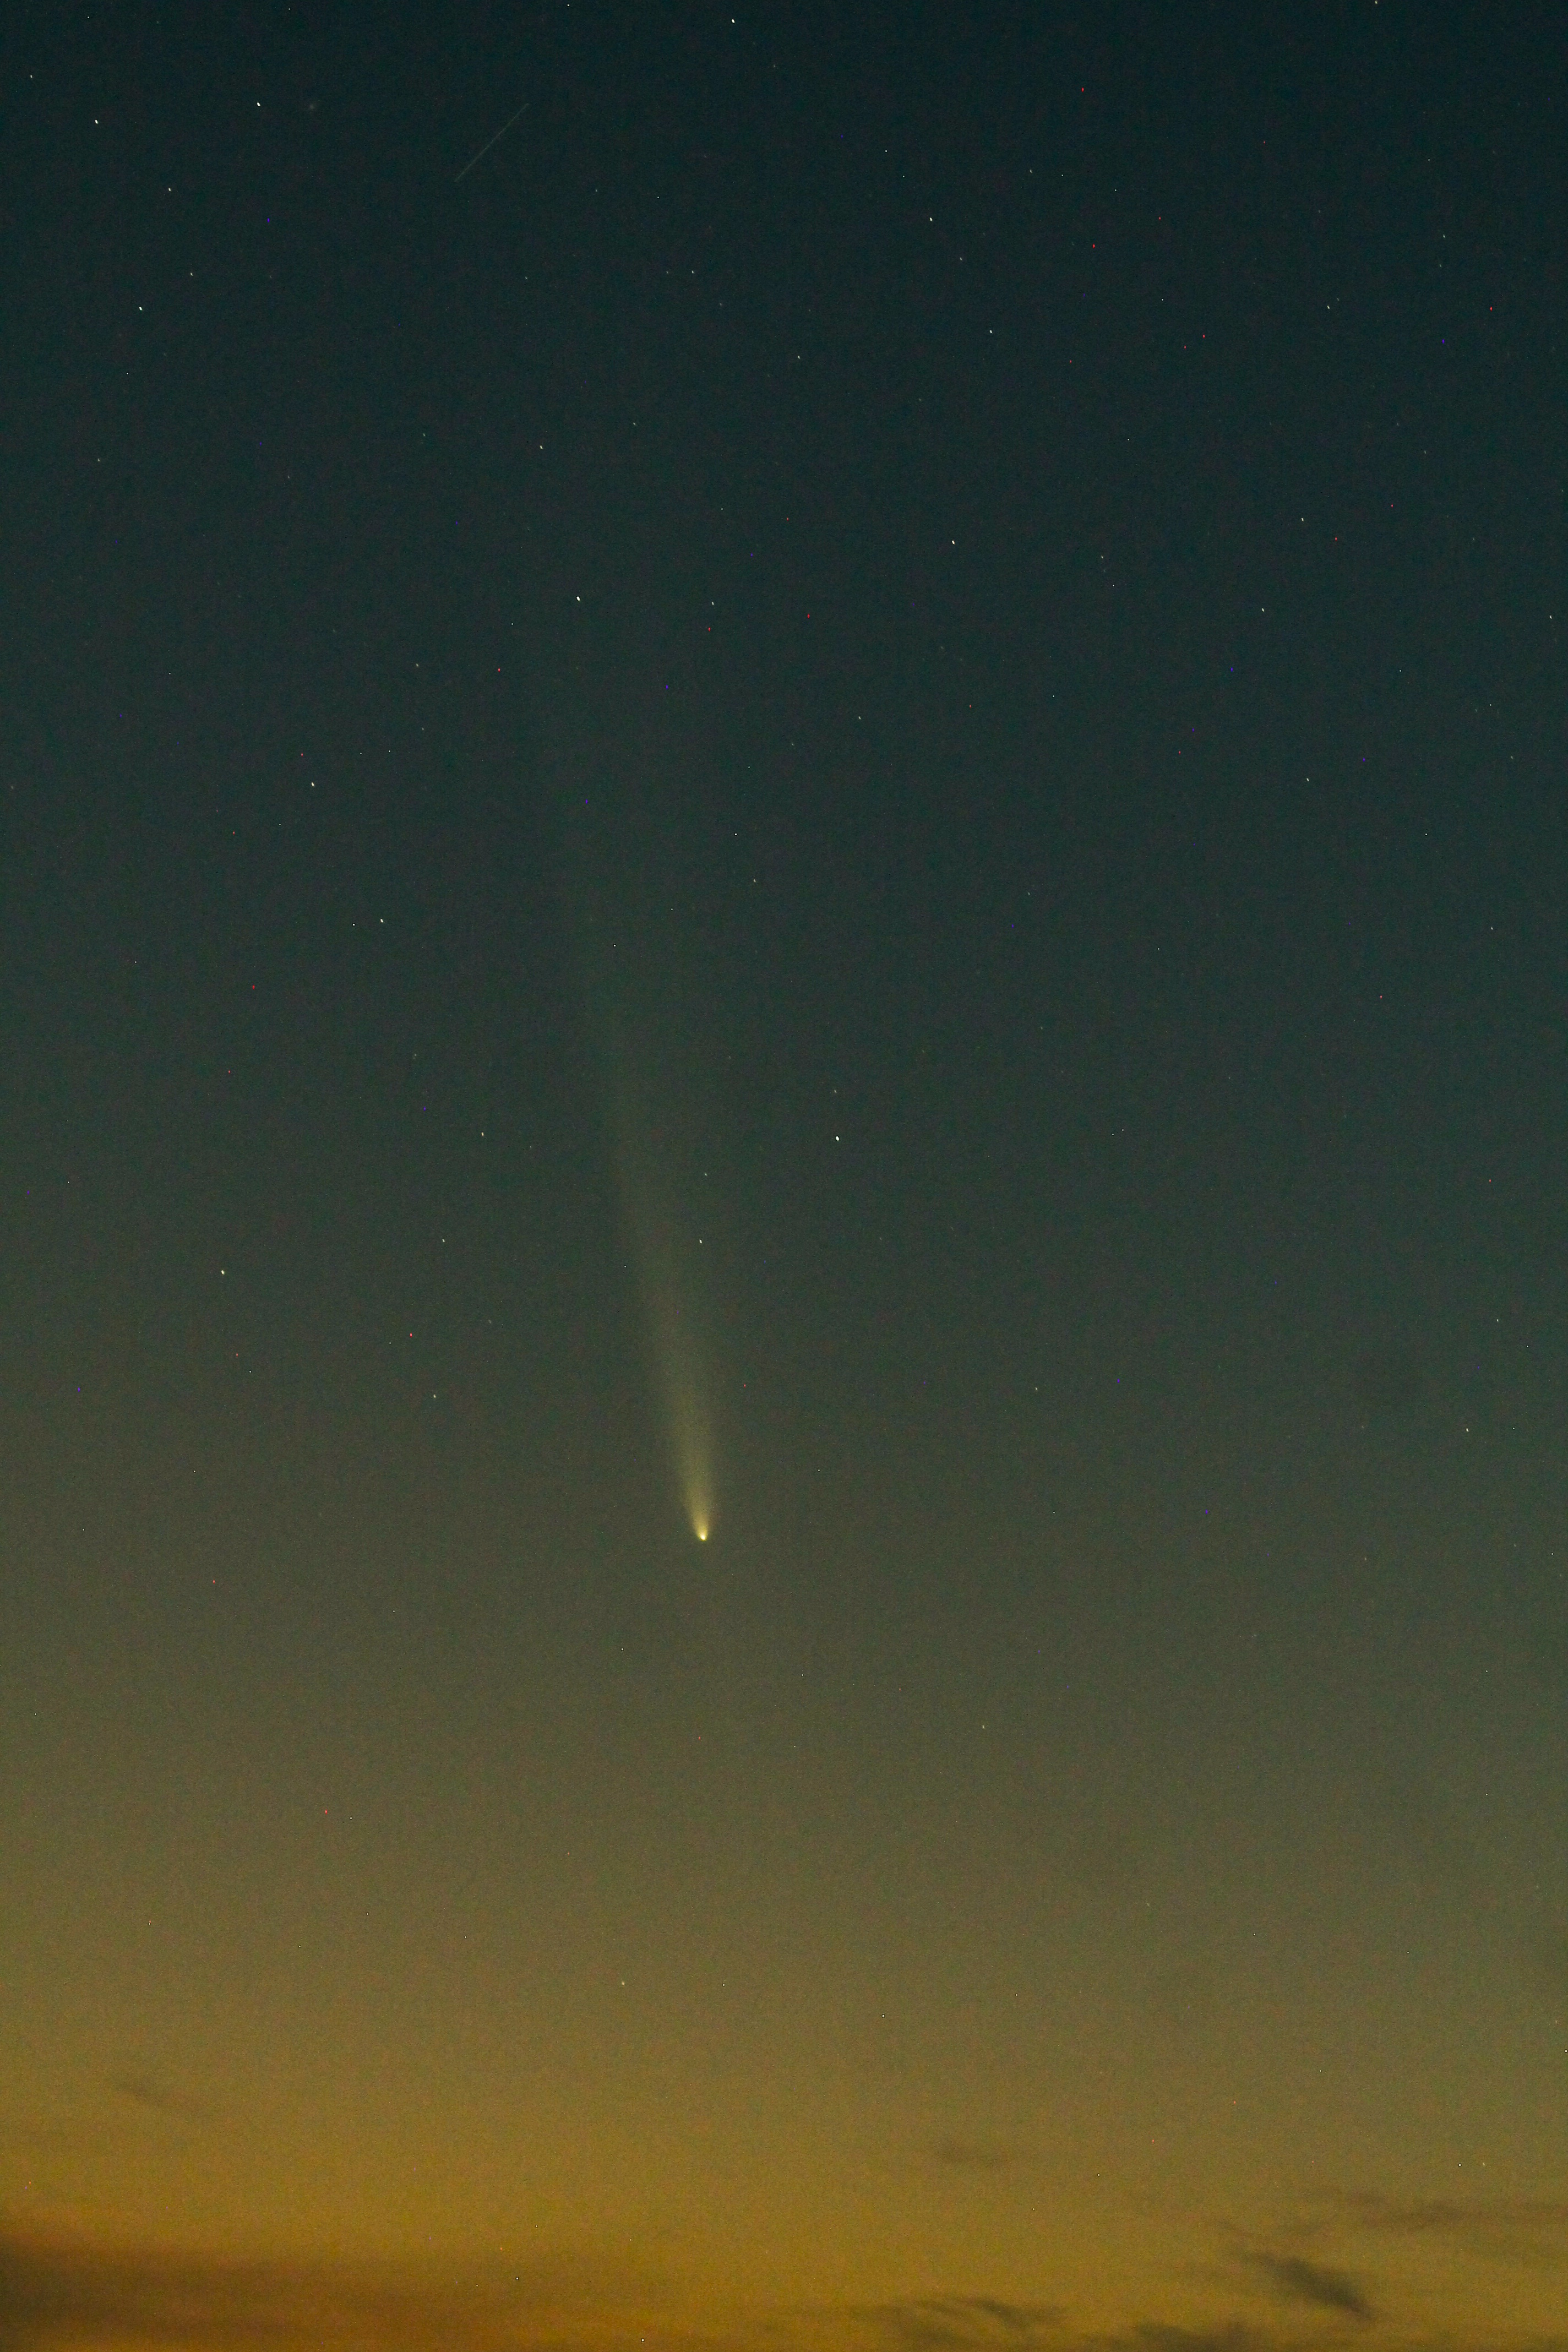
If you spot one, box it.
[2,3,1565,2346]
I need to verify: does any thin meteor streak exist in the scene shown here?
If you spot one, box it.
[454,100,529,182]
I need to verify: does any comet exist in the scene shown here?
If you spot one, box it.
[560,780,720,1545]
[634,1217,716,1546]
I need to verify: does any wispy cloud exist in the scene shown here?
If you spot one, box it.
[1326,2188,1568,2278]
[1120,2330,1255,2352]
[109,2075,213,2125]
[1244,2254,1372,2322]
[8,2224,1568,2352]
[0,2230,676,2352]
[867,2298,1065,2351]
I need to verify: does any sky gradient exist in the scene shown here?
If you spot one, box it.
[2,2,1565,2345]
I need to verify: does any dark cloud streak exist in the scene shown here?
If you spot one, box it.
[0,2231,650,2352]
[869,2300,1064,2351]
[1245,2252,1373,2322]
[110,2075,214,2125]
[4,2226,1566,2352]
[1333,2189,1568,2272]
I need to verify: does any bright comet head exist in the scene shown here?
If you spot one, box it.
[672,1392,714,1550]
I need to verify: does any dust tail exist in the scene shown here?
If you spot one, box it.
[558,785,719,1544]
